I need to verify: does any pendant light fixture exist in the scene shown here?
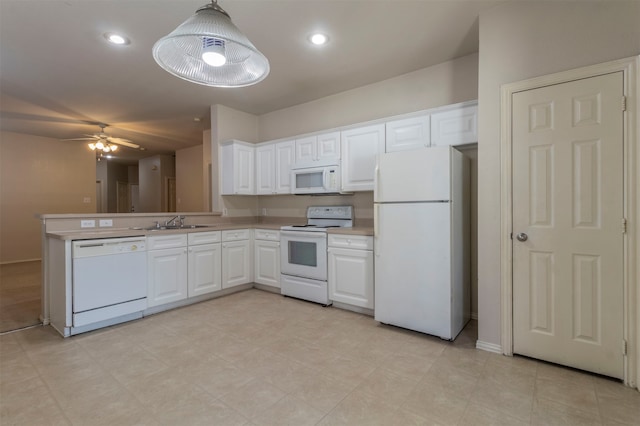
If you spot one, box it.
[152,1,269,87]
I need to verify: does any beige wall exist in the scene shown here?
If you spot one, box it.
[202,130,212,211]
[259,53,478,141]
[477,1,640,346]
[210,104,260,215]
[0,131,95,263]
[106,161,129,213]
[258,192,374,223]
[138,154,176,213]
[96,160,108,213]
[176,144,204,212]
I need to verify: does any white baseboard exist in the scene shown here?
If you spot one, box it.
[476,340,502,354]
[0,258,41,265]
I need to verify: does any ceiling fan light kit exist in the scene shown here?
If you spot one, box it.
[152,0,269,87]
[88,142,118,152]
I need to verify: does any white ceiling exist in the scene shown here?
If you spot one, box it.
[0,0,499,162]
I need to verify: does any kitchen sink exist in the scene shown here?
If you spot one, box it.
[129,224,217,231]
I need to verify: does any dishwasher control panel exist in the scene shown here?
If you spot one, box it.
[72,238,147,258]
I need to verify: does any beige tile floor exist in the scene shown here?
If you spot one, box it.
[1,289,639,425]
[0,261,42,333]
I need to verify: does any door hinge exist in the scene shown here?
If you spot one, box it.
[622,96,627,112]
[622,218,627,234]
[510,232,513,240]
[622,339,628,356]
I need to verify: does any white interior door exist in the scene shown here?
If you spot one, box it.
[512,72,624,378]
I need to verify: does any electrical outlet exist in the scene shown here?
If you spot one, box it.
[82,197,91,203]
[261,208,267,216]
[99,219,113,227]
[80,220,96,228]
[222,208,228,216]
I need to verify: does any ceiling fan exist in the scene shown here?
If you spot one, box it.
[64,123,140,152]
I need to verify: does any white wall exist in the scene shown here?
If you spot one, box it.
[477,1,640,346]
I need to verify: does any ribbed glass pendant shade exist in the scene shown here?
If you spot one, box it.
[152,1,269,87]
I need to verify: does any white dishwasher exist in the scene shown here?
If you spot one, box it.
[72,237,147,327]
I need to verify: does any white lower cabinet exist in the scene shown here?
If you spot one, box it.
[222,229,252,289]
[254,229,280,288]
[187,231,222,297]
[328,234,374,309]
[147,235,189,307]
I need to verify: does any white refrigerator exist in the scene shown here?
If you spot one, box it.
[374,146,470,340]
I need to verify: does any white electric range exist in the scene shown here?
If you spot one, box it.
[280,205,353,305]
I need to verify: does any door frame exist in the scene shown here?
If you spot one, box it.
[500,56,639,387]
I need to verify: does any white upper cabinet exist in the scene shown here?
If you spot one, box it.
[295,135,316,164]
[294,131,340,165]
[316,131,341,162]
[255,144,275,195]
[385,115,430,152]
[221,140,255,195]
[275,140,295,194]
[255,140,294,195]
[340,124,385,192]
[430,103,478,146]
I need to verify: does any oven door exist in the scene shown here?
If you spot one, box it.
[280,230,327,281]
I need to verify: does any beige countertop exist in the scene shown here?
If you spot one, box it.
[46,222,370,240]
[327,227,374,236]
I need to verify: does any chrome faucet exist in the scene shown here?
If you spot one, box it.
[165,215,185,227]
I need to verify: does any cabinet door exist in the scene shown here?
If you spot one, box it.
[328,247,374,309]
[295,136,317,164]
[222,240,252,289]
[430,104,478,146]
[256,144,275,195]
[275,140,295,194]
[386,115,430,152]
[254,240,280,288]
[234,143,255,194]
[316,131,341,162]
[147,247,188,307]
[340,124,385,192]
[188,243,222,297]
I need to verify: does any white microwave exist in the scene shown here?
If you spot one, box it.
[291,163,341,194]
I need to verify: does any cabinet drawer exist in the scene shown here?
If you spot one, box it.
[188,231,221,245]
[147,234,188,250]
[254,229,280,241]
[222,229,250,242]
[327,234,373,250]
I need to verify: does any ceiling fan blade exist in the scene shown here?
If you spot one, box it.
[109,138,140,149]
[62,137,96,141]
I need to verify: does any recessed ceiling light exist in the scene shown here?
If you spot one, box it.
[309,33,328,46]
[104,32,130,45]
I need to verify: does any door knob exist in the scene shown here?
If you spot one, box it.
[516,232,528,242]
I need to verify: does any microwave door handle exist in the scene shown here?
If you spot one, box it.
[322,168,329,190]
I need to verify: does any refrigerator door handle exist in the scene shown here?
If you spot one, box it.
[373,163,380,201]
[374,204,380,257]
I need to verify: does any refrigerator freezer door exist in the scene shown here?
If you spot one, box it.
[374,202,453,339]
[375,146,451,203]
